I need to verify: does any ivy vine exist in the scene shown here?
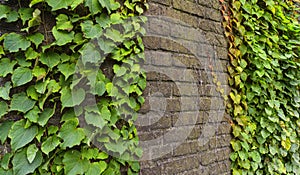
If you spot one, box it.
[224,0,300,174]
[0,0,147,174]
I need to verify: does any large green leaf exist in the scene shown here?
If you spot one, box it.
[0,101,8,119]
[8,120,38,151]
[60,87,85,109]
[12,148,42,175]
[3,33,31,52]
[10,93,35,113]
[86,162,107,175]
[84,0,102,15]
[98,0,120,14]
[45,0,73,10]
[58,118,85,148]
[79,43,102,65]
[11,67,33,87]
[63,150,89,174]
[0,121,13,144]
[57,63,75,80]
[40,52,61,69]
[80,20,102,38]
[27,33,44,49]
[0,58,17,77]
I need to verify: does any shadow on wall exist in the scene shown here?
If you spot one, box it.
[136,1,232,174]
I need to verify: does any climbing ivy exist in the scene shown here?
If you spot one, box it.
[223,0,300,174]
[0,0,147,174]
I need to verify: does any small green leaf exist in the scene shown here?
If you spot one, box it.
[27,144,38,164]
[58,118,86,148]
[10,93,35,113]
[3,33,31,52]
[56,14,73,31]
[40,52,61,69]
[8,120,38,151]
[12,148,42,175]
[12,67,33,87]
[52,26,74,46]
[41,135,60,155]
[104,28,123,42]
[24,106,40,123]
[27,33,44,49]
[38,107,55,127]
[0,5,10,20]
[0,58,17,77]
[0,82,12,100]
[0,121,13,144]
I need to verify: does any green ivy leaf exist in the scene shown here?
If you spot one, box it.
[56,14,73,31]
[3,33,31,52]
[104,28,123,42]
[0,101,8,119]
[8,120,38,151]
[80,20,103,38]
[40,52,61,69]
[84,0,102,15]
[0,4,10,20]
[27,33,44,49]
[12,148,42,175]
[52,26,74,46]
[79,43,103,65]
[0,121,13,144]
[58,118,86,148]
[6,10,19,23]
[45,0,73,11]
[86,162,107,175]
[60,87,85,109]
[38,107,55,127]
[18,8,33,25]
[10,93,35,113]
[63,150,89,174]
[0,58,17,77]
[41,135,60,155]
[57,63,75,80]
[26,144,38,164]
[24,106,40,123]
[12,67,33,87]
[98,0,120,14]
[0,82,12,100]
[85,111,107,129]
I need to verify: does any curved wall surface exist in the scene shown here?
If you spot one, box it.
[138,0,232,174]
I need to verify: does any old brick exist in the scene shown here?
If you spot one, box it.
[161,156,200,174]
[172,0,205,17]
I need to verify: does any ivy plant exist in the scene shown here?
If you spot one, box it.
[0,0,147,174]
[223,0,300,174]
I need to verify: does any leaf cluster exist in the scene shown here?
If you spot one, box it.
[0,0,147,174]
[225,0,300,174]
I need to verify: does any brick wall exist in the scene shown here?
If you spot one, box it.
[137,0,232,174]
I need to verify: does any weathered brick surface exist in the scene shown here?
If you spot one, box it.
[139,0,231,174]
